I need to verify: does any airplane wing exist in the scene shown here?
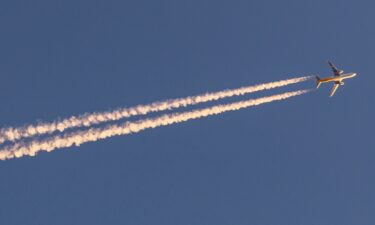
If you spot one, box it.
[328,61,344,76]
[330,83,340,97]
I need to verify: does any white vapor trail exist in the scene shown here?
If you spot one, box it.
[0,89,310,160]
[0,76,311,144]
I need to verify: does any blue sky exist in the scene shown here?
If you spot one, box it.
[0,0,374,224]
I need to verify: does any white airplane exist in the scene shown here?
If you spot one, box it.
[316,61,357,97]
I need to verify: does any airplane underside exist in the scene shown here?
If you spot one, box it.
[315,61,356,97]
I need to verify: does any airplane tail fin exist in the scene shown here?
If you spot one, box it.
[316,75,322,89]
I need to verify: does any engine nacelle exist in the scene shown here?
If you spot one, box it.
[340,81,345,86]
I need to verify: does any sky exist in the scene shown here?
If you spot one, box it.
[0,0,374,224]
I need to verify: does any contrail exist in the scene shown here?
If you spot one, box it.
[0,89,310,160]
[0,76,311,144]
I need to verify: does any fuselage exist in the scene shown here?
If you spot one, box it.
[318,72,357,83]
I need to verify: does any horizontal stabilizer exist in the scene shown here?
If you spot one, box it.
[316,76,322,89]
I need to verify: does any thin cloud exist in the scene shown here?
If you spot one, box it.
[0,76,311,144]
[0,89,310,160]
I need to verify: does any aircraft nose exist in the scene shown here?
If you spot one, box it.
[353,73,357,77]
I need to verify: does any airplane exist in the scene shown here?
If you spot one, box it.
[316,61,357,97]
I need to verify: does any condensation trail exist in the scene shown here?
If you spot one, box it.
[0,89,310,160]
[0,76,311,144]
